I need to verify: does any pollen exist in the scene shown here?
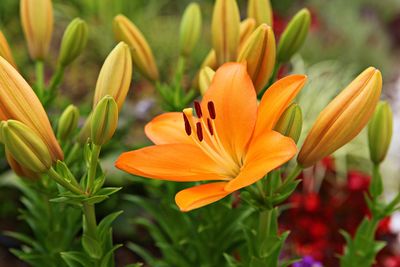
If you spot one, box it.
[207,118,214,135]
[196,122,203,141]
[207,101,216,119]
[194,101,203,118]
[182,113,191,136]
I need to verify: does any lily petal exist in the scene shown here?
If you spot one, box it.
[145,112,191,145]
[115,144,228,181]
[253,75,307,138]
[201,62,257,162]
[175,182,230,212]
[225,130,296,192]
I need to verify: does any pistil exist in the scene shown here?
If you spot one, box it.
[181,102,240,178]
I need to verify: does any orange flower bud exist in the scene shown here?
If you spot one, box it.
[237,24,275,93]
[298,67,382,168]
[113,15,159,81]
[6,149,39,180]
[247,0,273,27]
[0,57,63,161]
[0,31,17,68]
[20,0,53,60]
[211,0,240,66]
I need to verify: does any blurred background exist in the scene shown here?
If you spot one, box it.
[0,0,400,266]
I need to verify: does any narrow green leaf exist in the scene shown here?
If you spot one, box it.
[60,251,92,267]
[95,187,122,196]
[82,234,103,259]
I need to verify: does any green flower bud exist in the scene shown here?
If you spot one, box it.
[91,96,118,146]
[274,103,302,144]
[2,120,52,173]
[368,101,393,164]
[277,8,311,63]
[198,66,215,95]
[57,104,80,141]
[179,3,202,57]
[58,18,88,67]
[237,23,276,94]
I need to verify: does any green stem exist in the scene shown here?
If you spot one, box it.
[173,56,186,108]
[370,164,383,199]
[77,112,93,144]
[48,66,65,92]
[367,217,380,241]
[47,167,83,195]
[83,202,97,238]
[35,61,45,99]
[87,144,101,193]
[384,192,400,214]
[65,143,81,165]
[285,164,303,184]
[257,208,280,267]
[259,209,273,240]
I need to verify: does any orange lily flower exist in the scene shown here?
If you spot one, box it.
[116,63,306,211]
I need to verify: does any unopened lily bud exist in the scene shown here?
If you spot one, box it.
[91,96,118,146]
[6,149,39,180]
[113,15,159,81]
[247,0,273,27]
[20,0,53,60]
[237,24,275,93]
[93,42,132,110]
[0,31,17,68]
[211,0,240,66]
[277,8,311,63]
[238,18,256,51]
[368,101,393,164]
[179,3,202,57]
[199,67,215,95]
[0,57,63,161]
[200,50,217,70]
[298,67,382,168]
[200,18,255,71]
[274,103,302,144]
[57,105,79,141]
[2,120,52,173]
[58,18,88,67]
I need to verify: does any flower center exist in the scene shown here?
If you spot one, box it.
[182,101,240,178]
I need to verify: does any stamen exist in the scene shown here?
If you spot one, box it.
[207,101,216,119]
[196,122,203,141]
[182,113,191,136]
[194,101,202,118]
[207,118,214,135]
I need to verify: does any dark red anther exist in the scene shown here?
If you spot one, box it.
[207,118,214,135]
[196,122,203,141]
[183,113,192,136]
[207,101,216,119]
[194,101,202,118]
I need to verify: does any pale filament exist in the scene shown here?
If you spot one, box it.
[183,102,240,178]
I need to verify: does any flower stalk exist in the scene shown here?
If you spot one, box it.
[35,60,45,99]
